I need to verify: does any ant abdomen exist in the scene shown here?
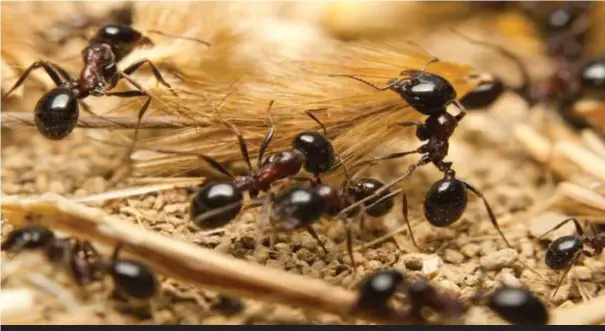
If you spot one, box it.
[91,24,145,56]
[35,88,80,140]
[487,286,549,325]
[190,182,243,229]
[356,269,404,310]
[1,225,56,252]
[291,131,335,175]
[459,78,505,109]
[271,186,325,231]
[111,258,159,300]
[423,178,468,227]
[346,178,394,218]
[544,235,583,270]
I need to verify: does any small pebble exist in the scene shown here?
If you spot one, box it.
[479,248,518,270]
[422,255,443,277]
[444,249,465,264]
[402,253,434,270]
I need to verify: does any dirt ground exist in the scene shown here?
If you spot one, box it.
[2,2,605,326]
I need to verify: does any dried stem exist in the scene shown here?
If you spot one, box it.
[0,193,414,325]
[1,112,208,130]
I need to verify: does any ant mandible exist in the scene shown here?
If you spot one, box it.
[3,23,210,155]
[539,217,604,298]
[1,225,105,285]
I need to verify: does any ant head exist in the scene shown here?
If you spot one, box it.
[580,59,605,89]
[487,286,549,325]
[93,24,142,46]
[396,71,456,116]
[190,182,243,229]
[271,186,325,231]
[260,150,305,179]
[1,225,55,252]
[291,131,335,175]
[356,269,405,310]
[34,87,79,140]
[345,178,393,218]
[545,235,584,270]
[423,177,468,227]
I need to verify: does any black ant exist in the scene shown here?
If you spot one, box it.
[107,243,159,301]
[539,217,605,298]
[328,53,512,249]
[354,269,549,325]
[2,23,210,154]
[1,225,104,285]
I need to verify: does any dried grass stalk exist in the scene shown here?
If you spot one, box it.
[0,193,413,324]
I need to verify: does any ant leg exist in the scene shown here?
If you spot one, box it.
[551,254,578,299]
[451,29,533,106]
[452,100,467,122]
[391,120,424,128]
[210,97,254,172]
[3,61,65,98]
[343,218,357,273]
[149,148,234,178]
[327,74,403,91]
[538,218,584,239]
[355,149,421,167]
[257,101,276,168]
[121,58,178,97]
[103,90,152,157]
[257,193,273,250]
[402,193,421,250]
[306,225,329,254]
[462,180,513,248]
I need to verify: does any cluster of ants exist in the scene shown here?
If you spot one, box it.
[2,4,605,324]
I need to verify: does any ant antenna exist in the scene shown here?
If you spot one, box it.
[111,243,124,265]
[146,29,212,48]
[450,28,533,106]
[404,40,439,75]
[257,100,275,167]
[304,108,329,136]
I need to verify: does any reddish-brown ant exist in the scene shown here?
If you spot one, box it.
[2,225,159,300]
[539,217,605,298]
[3,23,210,155]
[355,269,549,325]
[327,53,513,249]
[1,225,104,285]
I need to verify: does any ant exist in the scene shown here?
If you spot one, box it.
[1,225,159,301]
[328,52,513,249]
[354,269,549,325]
[178,99,338,230]
[1,224,104,285]
[539,217,605,298]
[107,243,159,301]
[2,23,210,156]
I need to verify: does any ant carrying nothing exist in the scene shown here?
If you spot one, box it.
[1,224,104,285]
[1,225,158,301]
[539,217,605,298]
[354,268,549,325]
[329,49,513,249]
[2,23,210,157]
